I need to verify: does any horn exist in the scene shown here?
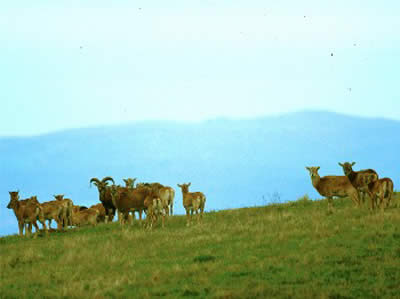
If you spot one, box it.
[102,176,115,185]
[90,178,101,187]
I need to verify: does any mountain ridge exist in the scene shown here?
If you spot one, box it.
[1,110,399,236]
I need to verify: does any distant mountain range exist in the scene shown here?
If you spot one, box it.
[1,111,399,236]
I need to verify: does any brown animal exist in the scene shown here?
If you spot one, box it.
[338,162,379,209]
[177,183,206,226]
[144,197,165,229]
[53,194,73,228]
[368,178,394,210]
[305,166,360,212]
[123,178,137,189]
[139,183,175,216]
[72,208,99,227]
[90,176,116,222]
[7,191,47,237]
[90,203,107,223]
[110,185,154,225]
[39,198,65,230]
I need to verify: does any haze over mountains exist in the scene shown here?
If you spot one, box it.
[1,110,399,236]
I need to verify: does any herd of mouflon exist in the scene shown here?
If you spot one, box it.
[306,162,394,212]
[6,177,206,237]
[7,161,394,237]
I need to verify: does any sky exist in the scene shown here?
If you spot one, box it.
[1,1,400,136]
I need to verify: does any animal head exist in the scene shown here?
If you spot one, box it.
[305,167,320,179]
[177,183,191,193]
[29,196,39,204]
[7,191,20,209]
[338,162,356,176]
[123,178,137,188]
[54,194,64,201]
[90,177,115,193]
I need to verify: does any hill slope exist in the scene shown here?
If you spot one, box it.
[1,110,400,236]
[1,198,400,298]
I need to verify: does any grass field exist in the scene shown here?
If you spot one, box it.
[1,194,400,298]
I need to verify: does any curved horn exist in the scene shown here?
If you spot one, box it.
[90,178,101,187]
[102,176,115,185]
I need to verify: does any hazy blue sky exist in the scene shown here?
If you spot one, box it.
[1,1,399,136]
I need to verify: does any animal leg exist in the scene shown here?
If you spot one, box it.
[18,221,24,236]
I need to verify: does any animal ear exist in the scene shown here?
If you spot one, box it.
[188,182,191,186]
[316,167,320,171]
[351,162,356,166]
[177,184,181,187]
[338,162,343,167]
[305,167,310,171]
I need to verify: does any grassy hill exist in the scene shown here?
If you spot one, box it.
[2,110,400,236]
[1,195,400,298]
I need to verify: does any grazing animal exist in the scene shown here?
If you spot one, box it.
[72,208,99,227]
[368,178,394,210]
[53,194,73,228]
[305,166,360,212]
[177,183,206,226]
[7,191,47,237]
[90,176,116,222]
[338,162,379,210]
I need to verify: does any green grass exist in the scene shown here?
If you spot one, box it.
[1,194,400,298]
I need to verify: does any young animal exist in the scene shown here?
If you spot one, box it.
[53,194,73,228]
[338,162,378,210]
[144,197,165,229]
[368,178,394,210]
[305,166,360,212]
[72,208,99,227]
[177,183,206,226]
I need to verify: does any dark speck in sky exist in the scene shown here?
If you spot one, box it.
[331,53,334,56]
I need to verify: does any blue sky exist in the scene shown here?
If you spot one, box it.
[1,1,399,136]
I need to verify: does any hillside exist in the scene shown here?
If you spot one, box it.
[1,197,400,298]
[1,110,400,236]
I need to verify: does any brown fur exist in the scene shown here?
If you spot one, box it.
[39,199,65,230]
[72,208,99,227]
[90,177,116,222]
[177,183,206,226]
[110,185,154,225]
[90,203,107,223]
[123,178,137,189]
[306,167,360,211]
[7,191,47,237]
[54,195,73,228]
[368,178,394,210]
[338,162,379,209]
[144,197,165,229]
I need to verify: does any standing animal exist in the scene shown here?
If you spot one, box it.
[7,191,47,237]
[338,162,379,210]
[90,176,116,222]
[368,178,394,210]
[110,185,154,225]
[144,197,165,229]
[37,197,65,230]
[305,166,360,212]
[53,194,73,228]
[177,183,206,226]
